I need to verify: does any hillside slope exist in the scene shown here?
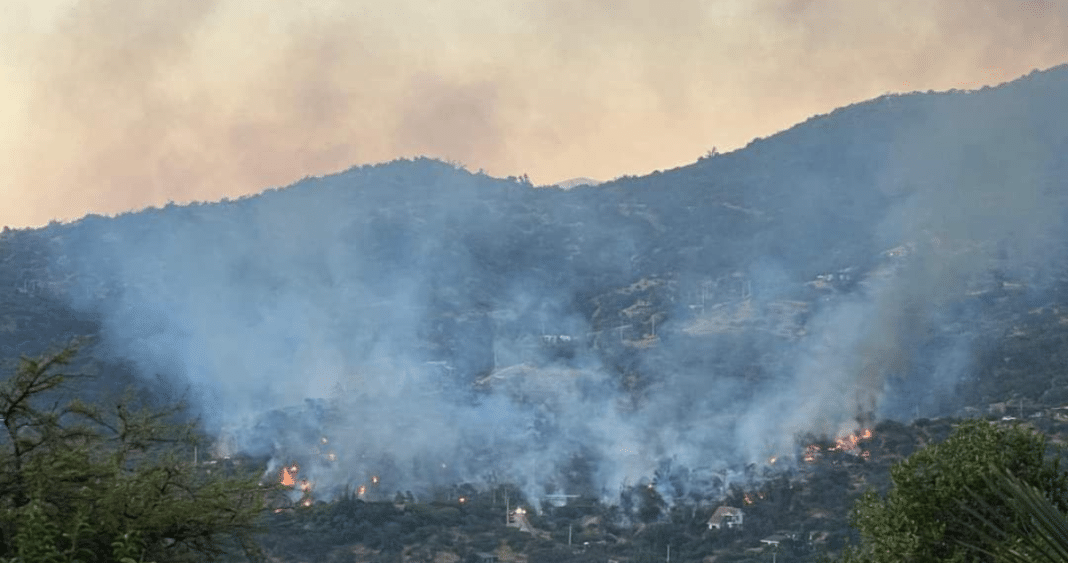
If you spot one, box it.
[0,65,1067,513]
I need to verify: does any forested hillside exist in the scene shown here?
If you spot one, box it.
[2,64,1068,561]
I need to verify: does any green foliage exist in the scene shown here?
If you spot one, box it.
[844,419,1068,562]
[111,530,154,563]
[0,342,270,562]
[5,494,65,563]
[956,467,1068,563]
[0,495,112,563]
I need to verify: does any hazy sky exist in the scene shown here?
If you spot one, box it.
[2,0,1067,227]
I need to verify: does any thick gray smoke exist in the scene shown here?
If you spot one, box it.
[734,75,1068,459]
[42,70,1068,509]
[46,166,708,506]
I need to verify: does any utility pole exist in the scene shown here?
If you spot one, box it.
[568,525,572,546]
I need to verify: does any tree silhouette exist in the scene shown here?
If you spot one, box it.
[0,341,273,562]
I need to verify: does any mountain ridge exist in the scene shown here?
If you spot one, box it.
[1,63,1067,519]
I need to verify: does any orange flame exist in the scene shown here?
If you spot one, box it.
[802,428,873,462]
[280,465,298,487]
[830,428,874,452]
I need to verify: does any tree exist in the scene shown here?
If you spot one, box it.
[0,341,274,562]
[957,466,1068,563]
[843,419,1068,562]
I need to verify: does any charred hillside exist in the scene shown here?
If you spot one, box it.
[1,64,1068,519]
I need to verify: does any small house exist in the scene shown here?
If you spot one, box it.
[707,506,744,530]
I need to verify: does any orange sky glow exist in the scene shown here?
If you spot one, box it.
[1,0,1067,227]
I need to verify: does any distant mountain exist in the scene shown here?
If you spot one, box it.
[2,63,1067,511]
[551,176,602,189]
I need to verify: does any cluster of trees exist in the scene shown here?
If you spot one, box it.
[0,342,273,562]
[842,419,1068,562]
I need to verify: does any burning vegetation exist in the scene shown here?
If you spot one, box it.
[279,463,299,487]
[802,427,875,464]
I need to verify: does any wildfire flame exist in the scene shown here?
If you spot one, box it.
[371,475,379,485]
[358,485,366,496]
[802,428,874,463]
[280,464,298,487]
[832,428,874,452]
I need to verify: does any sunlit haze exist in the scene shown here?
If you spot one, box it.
[2,0,1067,227]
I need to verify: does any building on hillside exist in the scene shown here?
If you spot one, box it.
[707,506,744,530]
[760,533,792,548]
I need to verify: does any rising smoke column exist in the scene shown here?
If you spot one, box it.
[734,79,1068,461]
[44,161,680,506]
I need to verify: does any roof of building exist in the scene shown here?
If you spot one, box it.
[708,506,744,525]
